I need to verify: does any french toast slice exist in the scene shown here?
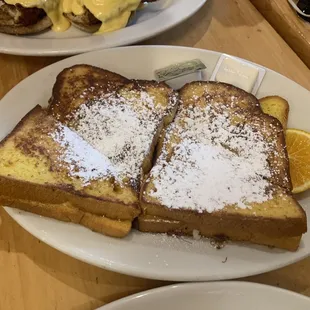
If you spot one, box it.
[1,196,131,238]
[48,64,179,204]
[179,82,292,191]
[259,96,289,130]
[0,66,178,238]
[0,106,140,224]
[136,215,301,251]
[141,82,307,247]
[48,65,129,121]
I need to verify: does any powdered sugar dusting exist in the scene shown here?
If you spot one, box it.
[148,102,277,213]
[50,123,115,185]
[70,90,174,184]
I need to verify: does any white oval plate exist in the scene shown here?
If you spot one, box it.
[96,282,310,310]
[0,0,206,56]
[1,46,310,281]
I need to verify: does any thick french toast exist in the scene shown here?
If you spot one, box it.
[1,195,131,238]
[48,64,179,199]
[141,82,307,247]
[48,65,129,120]
[136,215,301,251]
[259,96,289,130]
[0,66,178,238]
[0,106,140,222]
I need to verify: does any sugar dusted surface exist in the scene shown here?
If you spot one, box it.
[65,88,175,185]
[148,96,278,213]
[50,123,116,185]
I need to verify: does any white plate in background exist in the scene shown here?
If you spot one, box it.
[95,282,310,310]
[0,0,206,56]
[1,46,310,281]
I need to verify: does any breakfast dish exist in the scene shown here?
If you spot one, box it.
[63,0,142,34]
[0,64,307,251]
[0,0,157,35]
[0,106,133,237]
[1,46,310,281]
[137,94,305,251]
[95,282,310,310]
[0,0,206,56]
[139,82,306,251]
[0,64,178,237]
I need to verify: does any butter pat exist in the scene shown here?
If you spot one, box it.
[210,55,266,95]
[215,57,258,92]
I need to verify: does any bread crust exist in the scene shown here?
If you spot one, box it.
[141,81,307,242]
[259,95,290,130]
[1,196,132,238]
[0,66,178,235]
[136,215,302,251]
[48,65,130,122]
[0,106,140,221]
[140,197,307,238]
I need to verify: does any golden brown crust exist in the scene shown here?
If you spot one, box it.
[81,213,131,238]
[179,81,261,115]
[0,197,131,238]
[140,194,307,238]
[177,81,292,190]
[259,95,290,130]
[0,175,140,220]
[48,65,129,122]
[0,106,140,221]
[0,67,179,233]
[1,73,305,247]
[0,105,42,146]
[136,215,302,251]
[48,65,179,191]
[247,112,292,191]
[0,195,84,223]
[141,81,307,240]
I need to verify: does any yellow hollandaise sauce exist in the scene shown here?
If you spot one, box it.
[62,0,141,34]
[5,0,70,31]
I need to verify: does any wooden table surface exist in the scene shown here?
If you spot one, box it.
[1,0,310,309]
[250,0,310,68]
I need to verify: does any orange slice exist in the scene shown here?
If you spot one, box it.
[286,129,310,194]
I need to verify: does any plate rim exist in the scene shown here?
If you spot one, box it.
[95,281,310,310]
[2,45,310,282]
[2,45,309,100]
[5,206,310,282]
[0,0,207,56]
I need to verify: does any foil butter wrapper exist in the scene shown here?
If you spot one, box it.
[155,59,206,89]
